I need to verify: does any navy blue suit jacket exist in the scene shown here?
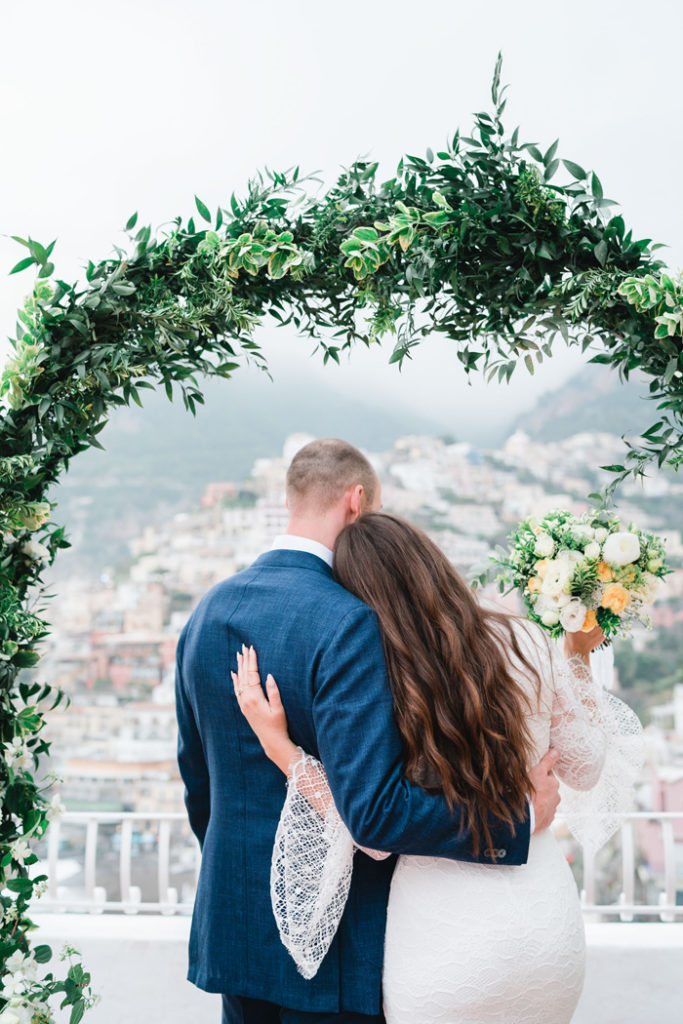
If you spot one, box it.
[175,549,531,1014]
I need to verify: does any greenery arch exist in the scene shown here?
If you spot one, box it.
[0,59,681,1019]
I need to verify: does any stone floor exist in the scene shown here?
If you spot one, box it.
[33,916,683,1023]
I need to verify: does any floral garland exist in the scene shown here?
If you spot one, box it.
[0,57,680,1020]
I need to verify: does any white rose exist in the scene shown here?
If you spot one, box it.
[540,609,560,626]
[594,527,608,543]
[559,599,588,633]
[556,548,584,566]
[540,565,572,597]
[534,533,555,557]
[584,541,601,560]
[638,572,661,604]
[603,531,641,566]
[20,540,50,563]
[572,525,594,544]
[536,592,571,614]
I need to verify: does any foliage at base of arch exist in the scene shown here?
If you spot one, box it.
[0,57,681,1018]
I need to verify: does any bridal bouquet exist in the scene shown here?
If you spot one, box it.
[488,510,668,639]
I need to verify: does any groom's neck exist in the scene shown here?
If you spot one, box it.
[286,515,340,553]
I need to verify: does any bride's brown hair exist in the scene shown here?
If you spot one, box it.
[333,512,542,856]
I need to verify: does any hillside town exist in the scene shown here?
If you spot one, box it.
[37,429,683,910]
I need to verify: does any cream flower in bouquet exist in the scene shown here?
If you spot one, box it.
[480,509,669,639]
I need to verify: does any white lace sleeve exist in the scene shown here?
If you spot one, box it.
[270,749,389,979]
[550,646,644,853]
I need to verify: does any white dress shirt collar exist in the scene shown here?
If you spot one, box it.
[271,534,334,569]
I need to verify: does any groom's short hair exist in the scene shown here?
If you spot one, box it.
[286,438,378,511]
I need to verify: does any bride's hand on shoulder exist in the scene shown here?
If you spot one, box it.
[232,644,298,775]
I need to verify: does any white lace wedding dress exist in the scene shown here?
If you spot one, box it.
[270,624,642,1024]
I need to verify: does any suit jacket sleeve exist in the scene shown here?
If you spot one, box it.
[175,629,211,849]
[312,604,531,865]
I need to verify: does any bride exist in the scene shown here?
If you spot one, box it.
[233,512,633,1024]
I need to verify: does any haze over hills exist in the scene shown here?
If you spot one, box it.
[47,359,657,577]
[511,364,656,443]
[48,366,443,573]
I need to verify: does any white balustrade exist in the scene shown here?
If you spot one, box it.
[36,812,199,915]
[34,810,683,919]
[558,811,683,921]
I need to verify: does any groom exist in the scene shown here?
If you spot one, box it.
[175,438,560,1024]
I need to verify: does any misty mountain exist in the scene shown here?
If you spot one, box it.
[48,367,442,573]
[511,364,658,442]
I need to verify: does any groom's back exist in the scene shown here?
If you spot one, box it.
[175,548,393,1014]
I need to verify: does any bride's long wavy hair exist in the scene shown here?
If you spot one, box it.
[333,512,542,856]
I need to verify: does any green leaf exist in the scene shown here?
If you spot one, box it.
[594,239,608,266]
[525,144,543,162]
[664,357,678,384]
[7,877,33,894]
[13,649,41,668]
[591,172,603,200]
[562,159,586,180]
[543,159,559,181]
[70,1000,85,1024]
[353,226,379,243]
[125,212,138,231]
[195,195,211,222]
[9,256,36,275]
[34,944,53,964]
[543,138,559,165]
[29,239,47,264]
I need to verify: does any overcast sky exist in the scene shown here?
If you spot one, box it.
[1,0,681,435]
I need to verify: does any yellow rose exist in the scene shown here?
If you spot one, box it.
[580,609,598,632]
[596,561,613,583]
[535,559,551,578]
[527,577,542,593]
[600,583,631,614]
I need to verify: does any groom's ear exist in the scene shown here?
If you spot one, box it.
[347,483,364,521]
